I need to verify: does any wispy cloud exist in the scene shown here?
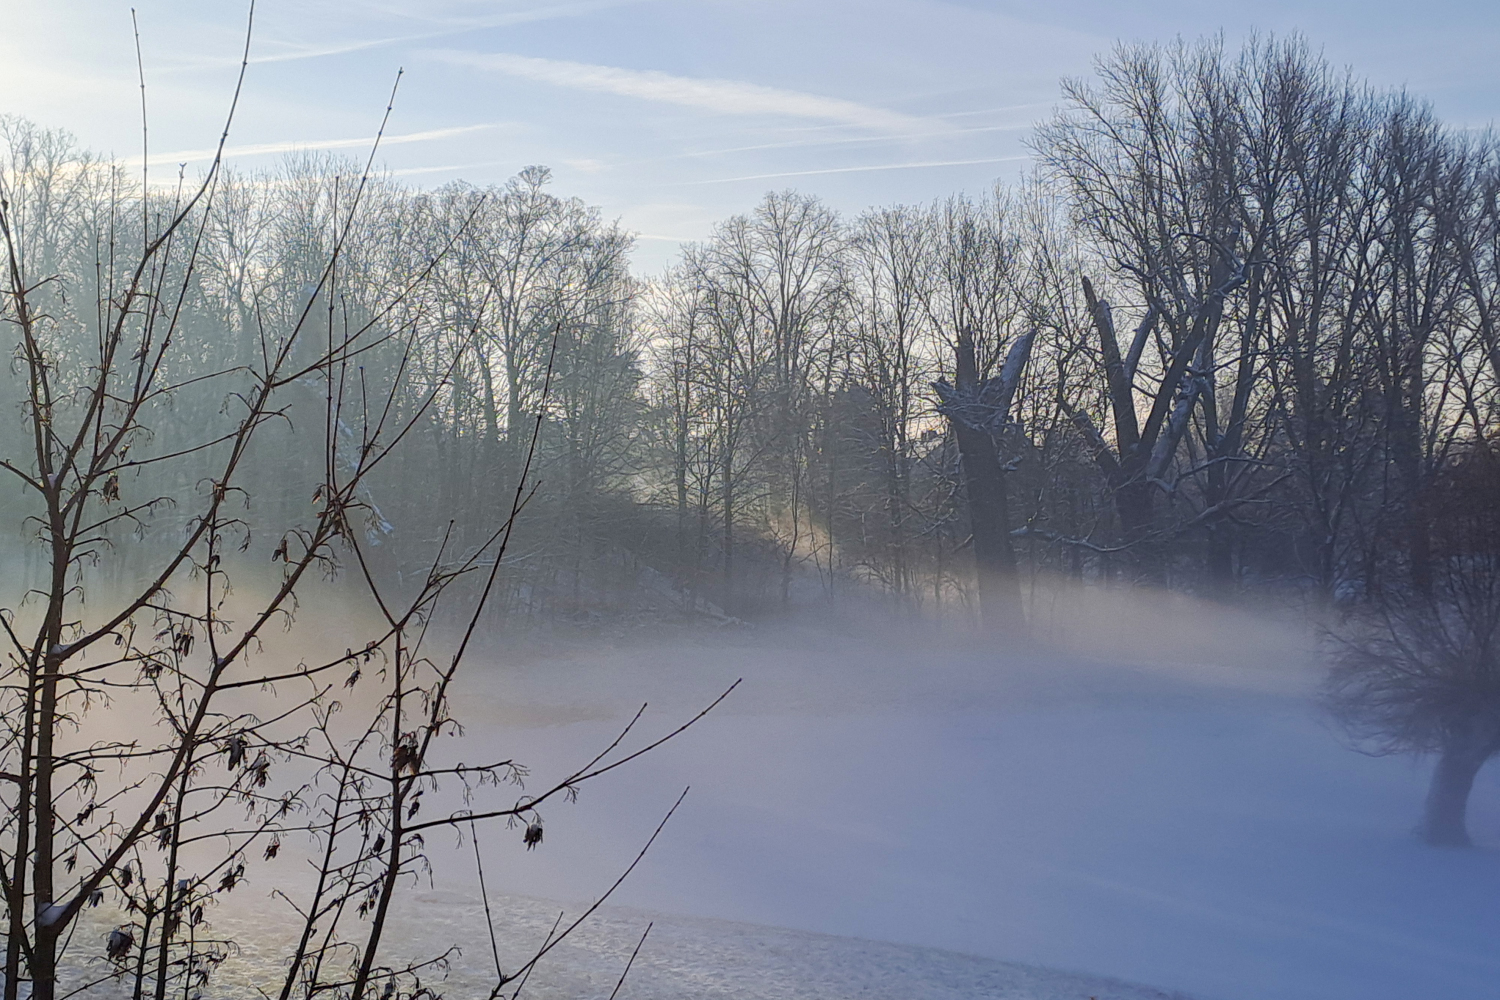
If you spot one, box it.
[690,155,1031,185]
[252,3,622,65]
[432,51,934,133]
[151,1,643,72]
[389,159,514,177]
[128,124,499,167]
[938,102,1054,120]
[681,123,1031,160]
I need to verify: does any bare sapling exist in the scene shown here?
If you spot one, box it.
[0,17,732,1000]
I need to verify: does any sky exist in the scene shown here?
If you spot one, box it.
[1,0,1498,272]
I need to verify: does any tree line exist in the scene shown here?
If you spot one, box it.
[657,33,1500,627]
[8,36,1499,632]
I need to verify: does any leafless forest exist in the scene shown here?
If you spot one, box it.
[2,30,1500,1000]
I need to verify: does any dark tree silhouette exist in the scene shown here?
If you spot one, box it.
[1324,446,1500,846]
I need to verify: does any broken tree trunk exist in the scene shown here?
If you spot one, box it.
[935,327,1032,634]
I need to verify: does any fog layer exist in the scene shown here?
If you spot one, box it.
[338,590,1500,1000]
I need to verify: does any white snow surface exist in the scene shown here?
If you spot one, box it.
[409,590,1500,1000]
[71,586,1500,1000]
[369,890,1190,1000]
[71,889,1185,1000]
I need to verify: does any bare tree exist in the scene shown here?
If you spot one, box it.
[845,205,937,604]
[1034,40,1259,573]
[928,194,1033,629]
[1325,446,1500,845]
[0,68,723,1000]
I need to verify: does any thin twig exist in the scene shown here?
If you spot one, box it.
[608,922,652,1000]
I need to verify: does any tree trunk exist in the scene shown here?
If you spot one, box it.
[948,330,1024,634]
[1422,743,1490,846]
[952,421,1022,632]
[1114,479,1154,540]
[1205,519,1234,596]
[721,467,734,616]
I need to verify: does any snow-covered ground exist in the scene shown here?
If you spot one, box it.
[67,882,1181,1000]
[69,586,1498,999]
[411,589,1500,1000]
[353,889,1191,1000]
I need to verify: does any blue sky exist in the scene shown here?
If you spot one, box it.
[2,0,1497,271]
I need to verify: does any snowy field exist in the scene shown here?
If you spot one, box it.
[395,588,1500,1000]
[190,888,1192,1000]
[70,586,1500,1000]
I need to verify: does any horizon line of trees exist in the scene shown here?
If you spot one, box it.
[3,33,1498,631]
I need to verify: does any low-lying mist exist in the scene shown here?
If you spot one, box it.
[437,591,1496,1000]
[64,575,1491,1000]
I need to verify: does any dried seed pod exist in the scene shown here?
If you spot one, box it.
[391,733,420,775]
[217,863,245,893]
[226,735,247,770]
[247,752,271,788]
[106,928,133,960]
